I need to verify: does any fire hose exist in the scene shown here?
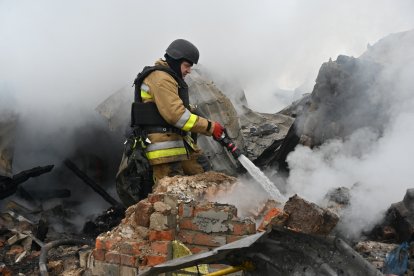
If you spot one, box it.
[39,238,93,276]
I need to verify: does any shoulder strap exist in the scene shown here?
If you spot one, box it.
[133,65,183,102]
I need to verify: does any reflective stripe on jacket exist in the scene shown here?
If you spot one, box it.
[140,59,213,165]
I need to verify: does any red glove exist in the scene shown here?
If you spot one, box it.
[212,122,225,140]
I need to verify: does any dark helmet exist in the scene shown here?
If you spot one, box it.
[166,39,199,64]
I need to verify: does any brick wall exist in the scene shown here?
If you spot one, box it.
[91,192,257,274]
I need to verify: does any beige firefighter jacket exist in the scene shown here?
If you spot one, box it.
[140,59,214,165]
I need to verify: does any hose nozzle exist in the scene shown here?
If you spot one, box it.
[214,131,242,159]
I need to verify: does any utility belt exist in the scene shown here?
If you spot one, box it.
[142,126,186,136]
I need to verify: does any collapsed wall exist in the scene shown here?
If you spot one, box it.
[89,172,256,274]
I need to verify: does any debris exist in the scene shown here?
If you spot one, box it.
[39,238,93,276]
[355,241,399,270]
[83,206,125,238]
[140,228,383,276]
[239,106,294,168]
[372,188,414,242]
[154,171,237,202]
[284,194,339,235]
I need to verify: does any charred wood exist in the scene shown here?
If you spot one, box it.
[0,165,54,199]
[64,159,123,208]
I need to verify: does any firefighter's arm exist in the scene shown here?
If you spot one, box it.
[152,72,213,136]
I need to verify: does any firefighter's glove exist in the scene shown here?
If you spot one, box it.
[212,122,225,140]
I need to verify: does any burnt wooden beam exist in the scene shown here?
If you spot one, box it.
[0,165,54,199]
[64,159,122,207]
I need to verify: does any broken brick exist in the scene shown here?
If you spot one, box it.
[149,229,176,241]
[179,218,199,231]
[229,220,256,235]
[145,255,168,267]
[134,199,154,227]
[257,207,288,231]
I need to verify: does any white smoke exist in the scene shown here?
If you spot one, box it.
[285,30,414,238]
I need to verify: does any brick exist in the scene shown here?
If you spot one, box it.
[149,229,176,241]
[227,235,247,244]
[179,218,199,231]
[185,244,210,254]
[177,230,194,244]
[120,254,137,267]
[93,249,106,261]
[193,232,226,247]
[178,202,194,218]
[178,230,226,247]
[117,241,147,256]
[134,199,154,227]
[146,255,168,266]
[229,220,256,236]
[150,241,172,256]
[105,251,121,264]
[149,212,176,231]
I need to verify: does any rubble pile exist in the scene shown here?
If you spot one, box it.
[89,172,257,275]
[154,171,237,201]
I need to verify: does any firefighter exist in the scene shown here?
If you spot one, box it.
[116,39,225,206]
